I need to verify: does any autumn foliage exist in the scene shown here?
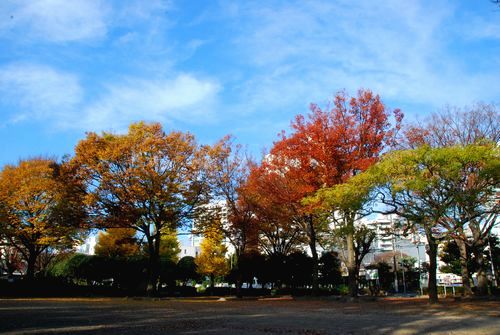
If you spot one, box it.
[195,227,229,289]
[95,228,140,258]
[71,122,210,293]
[244,89,403,295]
[0,158,86,279]
[2,87,497,304]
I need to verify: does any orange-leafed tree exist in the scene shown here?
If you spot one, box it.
[71,122,210,294]
[0,158,87,279]
[253,89,402,295]
[95,228,140,258]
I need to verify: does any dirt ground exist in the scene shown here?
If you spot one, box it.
[0,297,499,335]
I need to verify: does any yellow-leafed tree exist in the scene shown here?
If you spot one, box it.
[95,228,139,258]
[195,228,229,289]
[0,158,86,279]
[159,229,181,263]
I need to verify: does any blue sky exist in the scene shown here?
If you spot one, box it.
[1,0,499,167]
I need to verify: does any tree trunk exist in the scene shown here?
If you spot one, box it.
[25,251,37,281]
[473,246,489,296]
[426,236,439,304]
[455,238,473,296]
[469,221,489,296]
[146,232,161,296]
[346,231,358,297]
[235,256,243,298]
[210,273,215,295]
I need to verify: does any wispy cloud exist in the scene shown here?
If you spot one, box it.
[220,0,499,116]
[1,0,108,42]
[0,0,498,141]
[0,0,173,44]
[0,63,83,124]
[0,62,220,131]
[80,74,220,131]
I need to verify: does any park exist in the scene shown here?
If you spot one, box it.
[1,1,500,334]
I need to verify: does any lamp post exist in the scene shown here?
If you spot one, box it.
[392,233,398,293]
[399,245,406,294]
[488,234,497,287]
[416,242,424,296]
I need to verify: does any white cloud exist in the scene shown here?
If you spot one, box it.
[78,74,220,131]
[0,0,174,43]
[0,64,83,124]
[0,63,220,131]
[2,0,108,42]
[226,0,499,116]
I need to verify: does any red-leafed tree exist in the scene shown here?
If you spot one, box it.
[250,89,402,295]
[243,162,305,259]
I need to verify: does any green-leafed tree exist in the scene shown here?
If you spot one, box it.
[354,144,499,302]
[440,239,476,276]
[305,173,377,297]
[404,104,499,295]
[177,256,200,285]
[159,231,181,263]
[318,251,342,288]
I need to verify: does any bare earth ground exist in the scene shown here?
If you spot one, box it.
[0,297,499,335]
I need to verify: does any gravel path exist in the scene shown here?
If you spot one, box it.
[0,297,498,334]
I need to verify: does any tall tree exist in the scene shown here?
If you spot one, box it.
[0,158,86,279]
[71,122,210,294]
[262,89,402,295]
[438,145,499,295]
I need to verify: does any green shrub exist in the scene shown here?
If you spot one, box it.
[337,284,349,296]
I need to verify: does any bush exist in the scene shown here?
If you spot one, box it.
[177,256,200,284]
[337,284,349,296]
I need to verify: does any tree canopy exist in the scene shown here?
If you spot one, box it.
[0,158,86,279]
[71,122,211,293]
